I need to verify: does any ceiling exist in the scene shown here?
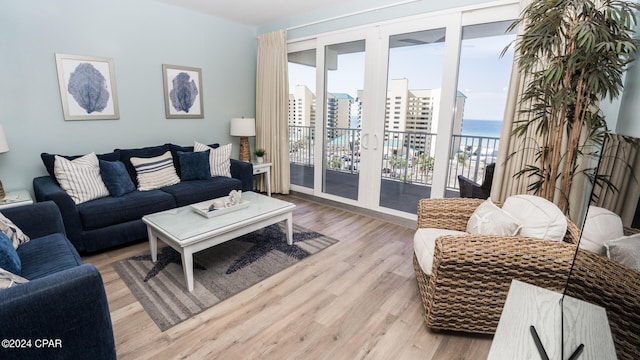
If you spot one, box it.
[153,0,364,27]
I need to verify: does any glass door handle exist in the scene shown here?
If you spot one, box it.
[373,133,378,150]
[362,133,369,150]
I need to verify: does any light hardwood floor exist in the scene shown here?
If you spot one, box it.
[82,194,493,359]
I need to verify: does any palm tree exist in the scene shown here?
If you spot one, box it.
[505,0,639,213]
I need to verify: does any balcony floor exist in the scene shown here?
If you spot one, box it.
[290,164,459,214]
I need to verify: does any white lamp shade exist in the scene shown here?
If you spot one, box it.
[230,118,256,137]
[0,125,8,154]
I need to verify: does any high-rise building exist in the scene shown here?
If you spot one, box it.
[288,85,316,127]
[383,78,466,157]
[326,92,353,138]
[288,81,465,155]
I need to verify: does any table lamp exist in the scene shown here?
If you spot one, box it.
[0,125,9,199]
[230,117,255,162]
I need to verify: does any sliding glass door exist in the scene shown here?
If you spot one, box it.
[287,3,519,218]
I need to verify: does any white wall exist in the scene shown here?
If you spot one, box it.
[0,0,257,193]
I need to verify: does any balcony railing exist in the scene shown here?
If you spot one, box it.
[288,125,499,192]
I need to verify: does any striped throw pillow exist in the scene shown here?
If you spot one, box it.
[0,212,30,249]
[54,153,110,204]
[130,151,180,191]
[194,142,231,178]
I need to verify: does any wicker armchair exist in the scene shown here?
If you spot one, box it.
[413,198,580,334]
[564,228,640,360]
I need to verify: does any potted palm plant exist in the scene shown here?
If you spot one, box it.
[505,0,640,213]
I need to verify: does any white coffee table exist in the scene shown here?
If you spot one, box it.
[142,191,295,291]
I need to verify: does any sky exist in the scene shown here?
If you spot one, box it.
[289,32,515,122]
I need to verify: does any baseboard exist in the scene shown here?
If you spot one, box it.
[285,191,416,230]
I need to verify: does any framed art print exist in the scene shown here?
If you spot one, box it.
[162,64,204,119]
[55,53,120,120]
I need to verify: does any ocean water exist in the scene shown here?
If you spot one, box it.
[461,119,502,138]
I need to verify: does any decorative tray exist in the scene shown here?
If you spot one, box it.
[190,197,250,218]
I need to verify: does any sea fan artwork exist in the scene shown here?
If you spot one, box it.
[169,72,198,113]
[67,63,110,114]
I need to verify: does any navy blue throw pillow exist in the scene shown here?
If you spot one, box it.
[0,232,21,275]
[99,160,136,197]
[178,150,210,181]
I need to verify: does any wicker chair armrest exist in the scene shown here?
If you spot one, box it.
[417,198,486,231]
[565,249,640,359]
[432,235,577,293]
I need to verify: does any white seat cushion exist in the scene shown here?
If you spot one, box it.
[580,206,624,255]
[414,228,467,275]
[502,195,567,241]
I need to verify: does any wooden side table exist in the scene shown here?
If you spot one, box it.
[488,280,616,360]
[0,190,34,210]
[252,162,272,197]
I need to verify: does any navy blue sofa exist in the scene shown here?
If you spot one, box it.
[33,143,254,253]
[0,201,116,360]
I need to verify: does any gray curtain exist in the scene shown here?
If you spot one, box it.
[591,133,640,226]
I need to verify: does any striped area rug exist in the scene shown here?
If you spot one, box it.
[113,223,338,331]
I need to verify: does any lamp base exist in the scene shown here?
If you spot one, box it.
[239,136,251,162]
[0,180,4,200]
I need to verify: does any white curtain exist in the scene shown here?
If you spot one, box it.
[256,29,290,194]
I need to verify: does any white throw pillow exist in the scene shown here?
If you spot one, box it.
[466,198,522,236]
[54,153,110,204]
[604,234,640,271]
[0,267,28,289]
[130,151,180,191]
[194,142,231,178]
[414,228,467,275]
[501,194,567,241]
[0,212,30,249]
[580,206,624,255]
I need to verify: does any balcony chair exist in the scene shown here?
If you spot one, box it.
[458,163,495,199]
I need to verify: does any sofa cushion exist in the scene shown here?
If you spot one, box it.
[502,195,567,241]
[99,160,136,197]
[414,228,467,275]
[0,211,30,248]
[17,233,82,280]
[118,144,171,186]
[41,150,121,178]
[54,153,110,204]
[195,142,232,178]
[178,150,210,181]
[466,198,521,236]
[77,190,177,230]
[130,151,181,191]
[0,232,21,274]
[580,206,624,255]
[161,177,242,207]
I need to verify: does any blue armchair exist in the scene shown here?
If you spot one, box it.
[0,201,116,360]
